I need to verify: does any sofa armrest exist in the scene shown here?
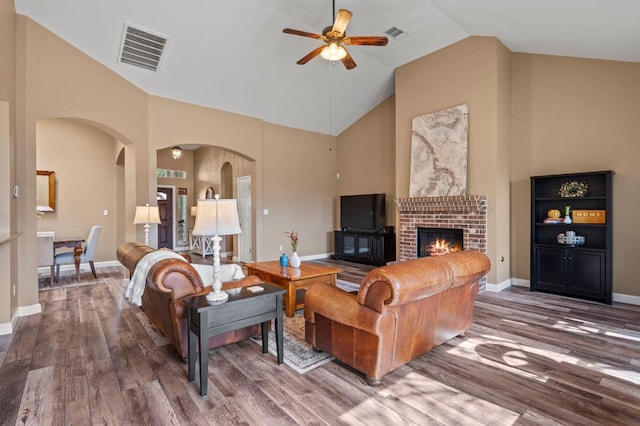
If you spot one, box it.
[146,259,204,300]
[304,283,384,335]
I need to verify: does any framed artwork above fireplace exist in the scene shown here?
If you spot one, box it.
[409,104,469,197]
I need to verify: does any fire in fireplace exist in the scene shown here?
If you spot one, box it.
[417,227,463,257]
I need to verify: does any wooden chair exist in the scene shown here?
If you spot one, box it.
[55,225,101,281]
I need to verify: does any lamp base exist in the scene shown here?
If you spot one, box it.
[206,290,229,303]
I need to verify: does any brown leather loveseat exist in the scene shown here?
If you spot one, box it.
[117,242,262,359]
[304,250,490,385]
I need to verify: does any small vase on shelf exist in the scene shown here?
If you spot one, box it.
[563,205,572,224]
[290,251,301,268]
[563,215,572,224]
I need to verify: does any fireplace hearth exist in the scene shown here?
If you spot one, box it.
[417,227,463,257]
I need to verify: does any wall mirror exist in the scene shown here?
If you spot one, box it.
[177,187,188,246]
[36,170,56,212]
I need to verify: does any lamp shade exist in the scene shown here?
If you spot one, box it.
[192,199,242,236]
[133,204,161,224]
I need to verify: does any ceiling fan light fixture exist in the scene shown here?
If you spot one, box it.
[171,146,182,160]
[321,42,347,61]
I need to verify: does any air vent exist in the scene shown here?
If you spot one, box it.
[119,24,168,72]
[385,26,408,41]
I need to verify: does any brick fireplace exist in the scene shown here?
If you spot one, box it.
[396,195,488,288]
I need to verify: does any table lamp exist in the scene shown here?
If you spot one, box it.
[192,196,242,302]
[133,203,161,246]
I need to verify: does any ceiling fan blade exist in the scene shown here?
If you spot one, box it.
[332,9,352,36]
[341,50,357,70]
[283,28,323,39]
[296,46,326,65]
[344,36,389,46]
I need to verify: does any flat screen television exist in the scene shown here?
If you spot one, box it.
[340,193,386,232]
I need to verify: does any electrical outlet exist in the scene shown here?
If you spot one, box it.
[279,245,283,251]
[13,284,16,297]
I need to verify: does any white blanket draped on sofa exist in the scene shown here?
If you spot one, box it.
[125,250,186,306]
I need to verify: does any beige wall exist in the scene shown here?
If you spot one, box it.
[4,5,640,332]
[193,146,254,256]
[13,15,151,314]
[2,12,343,330]
[511,53,640,296]
[36,119,118,262]
[336,95,396,228]
[395,37,511,285]
[261,122,337,260]
[1,1,19,326]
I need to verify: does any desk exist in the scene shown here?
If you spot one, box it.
[246,261,342,317]
[54,236,85,282]
[187,283,285,397]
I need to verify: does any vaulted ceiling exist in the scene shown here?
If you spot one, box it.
[14,0,640,135]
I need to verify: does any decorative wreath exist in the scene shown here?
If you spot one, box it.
[558,181,588,198]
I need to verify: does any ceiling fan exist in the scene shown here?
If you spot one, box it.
[282,2,388,70]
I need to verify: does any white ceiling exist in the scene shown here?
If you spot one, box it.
[14,0,640,136]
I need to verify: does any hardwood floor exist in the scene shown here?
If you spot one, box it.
[2,259,640,425]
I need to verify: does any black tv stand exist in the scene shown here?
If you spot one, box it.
[333,230,396,266]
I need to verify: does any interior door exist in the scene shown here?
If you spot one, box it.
[237,176,252,262]
[157,187,173,249]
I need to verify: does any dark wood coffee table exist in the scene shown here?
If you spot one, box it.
[246,261,342,317]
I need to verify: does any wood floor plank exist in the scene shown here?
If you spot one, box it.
[110,330,157,391]
[78,297,111,363]
[0,358,30,425]
[14,365,65,425]
[2,261,640,425]
[29,308,67,370]
[85,358,129,424]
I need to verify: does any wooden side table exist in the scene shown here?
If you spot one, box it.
[246,261,342,317]
[187,283,285,397]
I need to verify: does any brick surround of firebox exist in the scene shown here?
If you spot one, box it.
[396,195,488,289]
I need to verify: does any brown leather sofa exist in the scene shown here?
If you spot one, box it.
[117,242,262,359]
[304,250,491,385]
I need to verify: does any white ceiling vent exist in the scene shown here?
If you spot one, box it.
[119,24,168,72]
[385,27,408,41]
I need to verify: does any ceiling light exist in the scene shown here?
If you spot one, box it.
[171,146,182,160]
[321,42,347,61]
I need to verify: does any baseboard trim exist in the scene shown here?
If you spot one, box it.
[482,278,640,306]
[613,292,640,305]
[17,303,41,317]
[511,278,530,288]
[0,303,42,336]
[301,253,333,261]
[40,260,121,274]
[0,321,13,336]
[485,278,512,292]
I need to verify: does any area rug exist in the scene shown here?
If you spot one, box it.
[253,312,335,374]
[38,271,105,291]
[255,280,362,374]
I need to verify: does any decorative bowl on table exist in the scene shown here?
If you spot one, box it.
[557,234,585,247]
